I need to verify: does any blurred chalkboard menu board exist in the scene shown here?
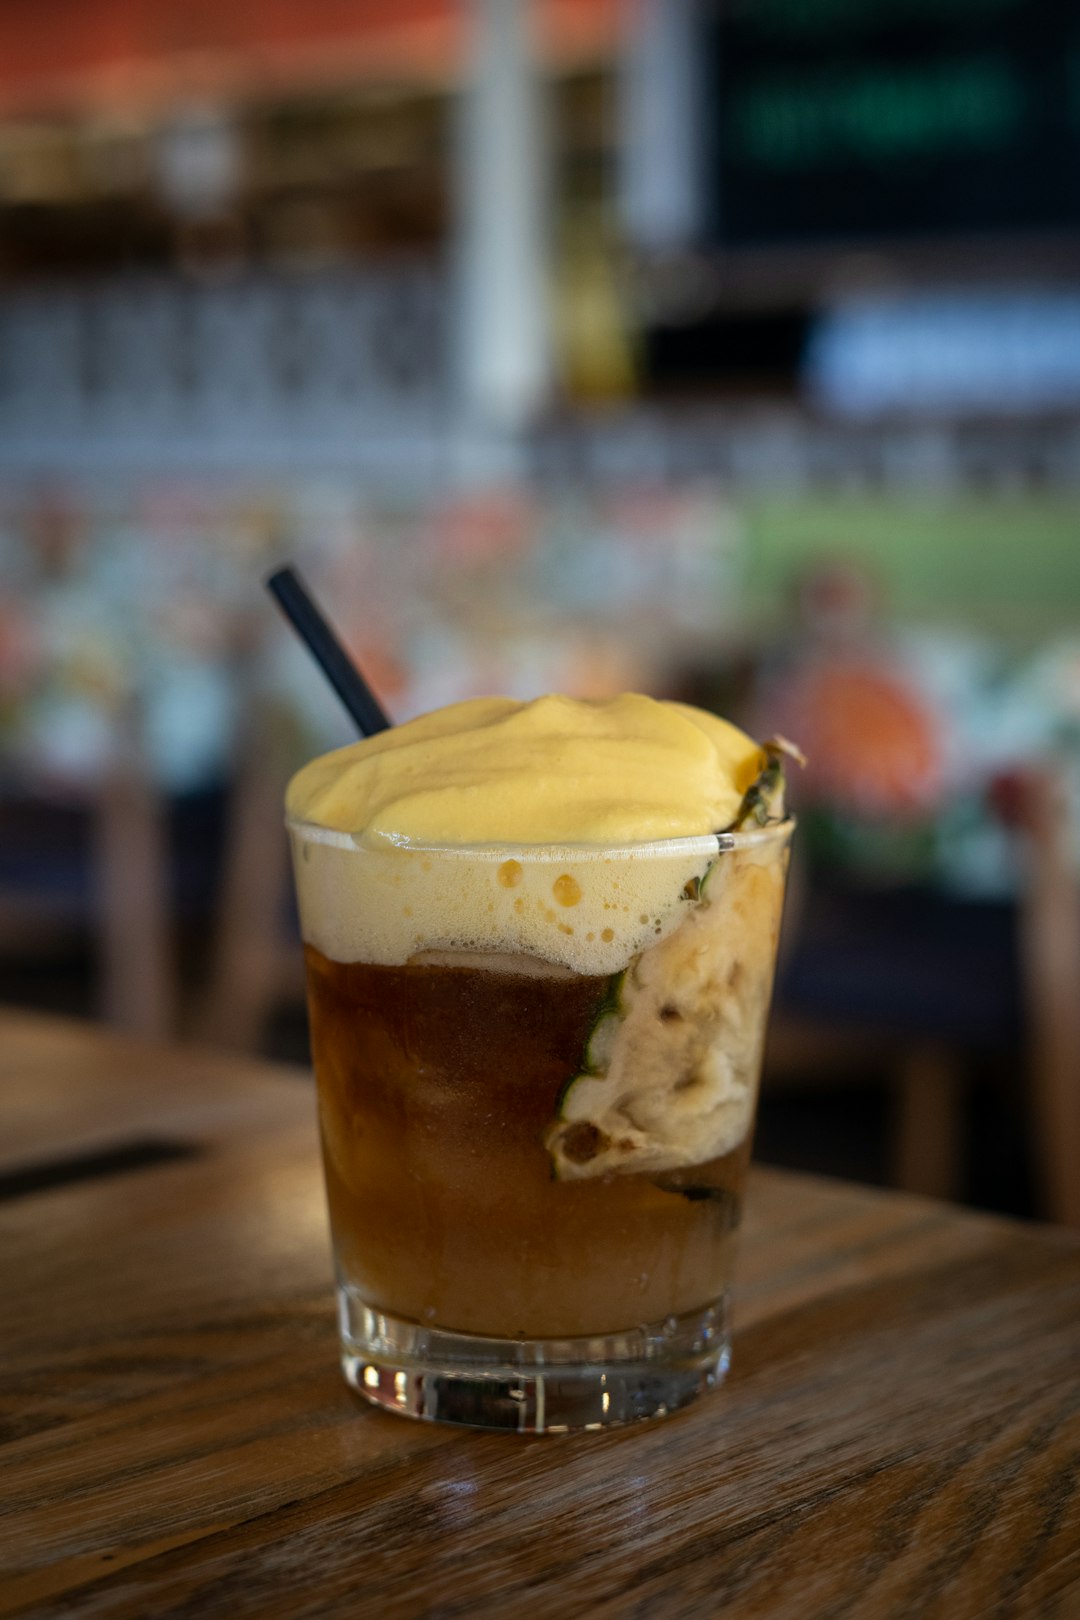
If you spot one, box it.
[708,0,1080,246]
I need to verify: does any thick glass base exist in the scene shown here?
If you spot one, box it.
[338,1287,731,1433]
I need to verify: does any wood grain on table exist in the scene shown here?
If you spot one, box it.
[1,1009,1078,1620]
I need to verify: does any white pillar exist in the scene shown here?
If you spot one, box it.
[455,0,551,432]
[618,0,705,251]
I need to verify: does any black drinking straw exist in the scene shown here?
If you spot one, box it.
[266,565,393,738]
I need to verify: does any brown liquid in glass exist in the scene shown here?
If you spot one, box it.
[304,943,750,1339]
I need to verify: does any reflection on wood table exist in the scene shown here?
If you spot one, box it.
[1,1010,1078,1619]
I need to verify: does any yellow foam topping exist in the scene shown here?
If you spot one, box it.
[285,693,765,848]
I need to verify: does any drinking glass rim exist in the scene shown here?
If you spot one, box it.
[284,816,795,862]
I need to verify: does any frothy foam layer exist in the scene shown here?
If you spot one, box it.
[285,693,776,972]
[288,830,722,975]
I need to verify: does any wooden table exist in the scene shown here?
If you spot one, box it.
[2,1010,1078,1619]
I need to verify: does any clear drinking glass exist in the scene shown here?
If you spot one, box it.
[287,816,792,1432]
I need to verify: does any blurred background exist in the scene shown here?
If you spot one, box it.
[1,0,1078,1222]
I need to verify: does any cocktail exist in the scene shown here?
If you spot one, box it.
[285,690,795,1432]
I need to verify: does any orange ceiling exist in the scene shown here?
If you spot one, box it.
[0,0,621,118]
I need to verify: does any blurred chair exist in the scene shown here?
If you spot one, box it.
[768,770,1080,1226]
[193,695,303,1052]
[764,850,972,1203]
[0,756,176,1038]
[95,757,177,1037]
[1013,767,1080,1227]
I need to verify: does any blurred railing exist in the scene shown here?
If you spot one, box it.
[3,269,1080,490]
[529,411,1080,493]
[0,268,448,473]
